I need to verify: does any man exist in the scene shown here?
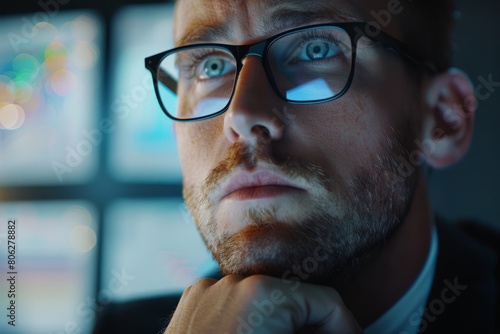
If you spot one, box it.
[94,0,499,333]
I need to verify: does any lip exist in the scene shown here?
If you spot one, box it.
[217,167,305,201]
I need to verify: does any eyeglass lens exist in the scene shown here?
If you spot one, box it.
[156,27,353,120]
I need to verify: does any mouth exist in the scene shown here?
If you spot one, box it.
[217,167,306,201]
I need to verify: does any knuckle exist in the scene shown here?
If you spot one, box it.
[241,274,269,288]
[195,277,218,287]
[187,277,217,293]
[219,274,245,285]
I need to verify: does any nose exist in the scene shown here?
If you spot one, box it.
[223,56,286,144]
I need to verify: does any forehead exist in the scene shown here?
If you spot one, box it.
[173,0,366,46]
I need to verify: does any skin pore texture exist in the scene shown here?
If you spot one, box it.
[171,0,474,328]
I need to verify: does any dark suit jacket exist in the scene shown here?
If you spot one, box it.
[92,219,499,334]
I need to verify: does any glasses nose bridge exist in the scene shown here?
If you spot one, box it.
[240,40,267,63]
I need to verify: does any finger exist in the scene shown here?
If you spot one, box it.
[165,278,218,333]
[287,285,363,334]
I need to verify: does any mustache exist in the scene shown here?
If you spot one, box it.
[201,140,331,199]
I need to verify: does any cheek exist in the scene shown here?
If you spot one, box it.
[295,96,390,178]
[313,60,418,172]
[355,48,420,129]
[288,66,417,188]
[177,119,223,186]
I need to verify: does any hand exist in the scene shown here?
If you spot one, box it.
[165,274,362,334]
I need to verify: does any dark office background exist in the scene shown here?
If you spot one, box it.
[0,0,499,333]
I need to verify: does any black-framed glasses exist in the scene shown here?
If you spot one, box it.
[145,22,435,122]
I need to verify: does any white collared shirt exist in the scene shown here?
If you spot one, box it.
[364,225,438,334]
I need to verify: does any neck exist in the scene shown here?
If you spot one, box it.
[334,175,433,327]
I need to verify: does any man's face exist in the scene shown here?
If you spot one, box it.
[175,0,421,282]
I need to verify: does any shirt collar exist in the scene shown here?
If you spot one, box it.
[364,224,438,334]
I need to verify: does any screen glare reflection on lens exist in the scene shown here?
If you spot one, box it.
[285,78,335,101]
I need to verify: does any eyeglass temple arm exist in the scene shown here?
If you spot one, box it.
[158,68,178,92]
[361,26,439,73]
[385,44,439,73]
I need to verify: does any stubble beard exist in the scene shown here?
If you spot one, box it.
[183,131,418,284]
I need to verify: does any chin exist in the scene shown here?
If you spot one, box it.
[210,222,346,283]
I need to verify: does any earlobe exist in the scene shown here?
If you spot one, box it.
[421,68,476,169]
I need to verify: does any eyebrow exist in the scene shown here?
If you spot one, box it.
[176,25,231,47]
[265,6,358,32]
[175,4,358,47]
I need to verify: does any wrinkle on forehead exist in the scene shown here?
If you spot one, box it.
[174,0,359,46]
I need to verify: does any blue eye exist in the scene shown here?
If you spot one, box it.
[299,41,339,61]
[200,57,235,79]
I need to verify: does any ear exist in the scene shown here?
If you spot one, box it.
[421,68,476,169]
